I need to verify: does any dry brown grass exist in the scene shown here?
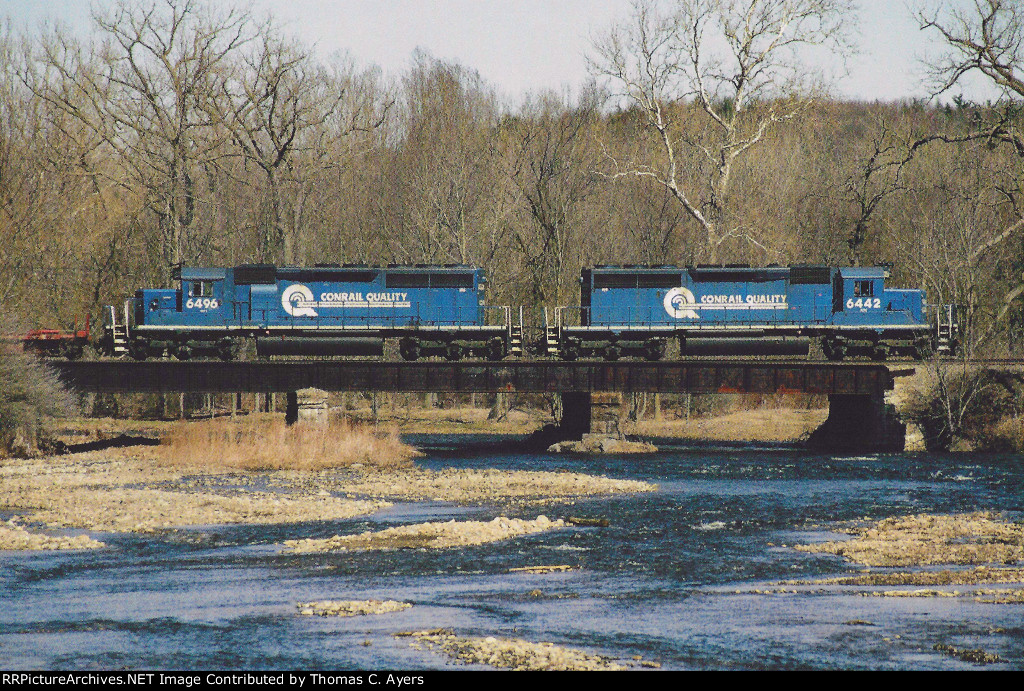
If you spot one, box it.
[158,416,420,471]
[633,407,828,442]
[987,416,1024,451]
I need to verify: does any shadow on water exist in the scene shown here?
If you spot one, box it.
[3,434,1024,669]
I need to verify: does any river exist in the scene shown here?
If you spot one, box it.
[2,436,1023,670]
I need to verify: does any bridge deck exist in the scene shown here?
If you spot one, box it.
[49,360,899,396]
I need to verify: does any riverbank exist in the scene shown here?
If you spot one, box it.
[53,403,829,452]
[889,366,1024,452]
[0,405,888,553]
[0,421,655,549]
[3,425,1022,670]
[0,416,659,670]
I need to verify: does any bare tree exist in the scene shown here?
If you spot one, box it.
[0,312,77,457]
[210,32,391,264]
[919,0,1024,98]
[915,0,1024,343]
[590,0,854,262]
[840,112,916,265]
[24,0,256,272]
[502,89,602,306]
[3,23,134,324]
[890,144,1017,355]
[388,53,503,266]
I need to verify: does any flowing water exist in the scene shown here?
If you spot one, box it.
[2,437,1023,670]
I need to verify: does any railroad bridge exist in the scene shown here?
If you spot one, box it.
[49,359,911,451]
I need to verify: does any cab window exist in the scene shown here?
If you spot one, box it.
[190,280,214,298]
[853,280,873,297]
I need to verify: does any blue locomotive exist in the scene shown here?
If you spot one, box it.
[101,262,955,362]
[544,265,957,361]
[103,264,519,361]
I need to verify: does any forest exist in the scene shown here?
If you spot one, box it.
[2,0,1024,359]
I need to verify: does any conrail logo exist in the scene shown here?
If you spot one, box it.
[282,284,318,317]
[664,286,699,319]
[282,283,413,316]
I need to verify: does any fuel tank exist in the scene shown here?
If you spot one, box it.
[256,336,385,357]
[679,336,810,356]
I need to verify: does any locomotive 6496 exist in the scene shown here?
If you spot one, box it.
[98,262,956,362]
[101,264,521,361]
[544,265,958,361]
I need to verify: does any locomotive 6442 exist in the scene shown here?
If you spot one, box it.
[98,262,957,362]
[544,265,958,361]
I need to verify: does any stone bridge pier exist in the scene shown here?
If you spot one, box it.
[558,392,622,439]
[806,393,907,452]
[285,388,330,426]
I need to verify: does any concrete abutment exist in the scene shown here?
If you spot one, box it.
[807,393,906,452]
[285,388,330,426]
[558,392,623,439]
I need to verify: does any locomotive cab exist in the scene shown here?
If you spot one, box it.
[823,267,931,360]
[831,268,922,325]
[833,268,883,317]
[178,268,227,325]
[125,268,232,360]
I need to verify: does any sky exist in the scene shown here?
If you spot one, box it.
[0,0,1004,104]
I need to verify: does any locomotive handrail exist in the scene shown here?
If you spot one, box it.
[555,302,804,329]
[554,305,580,329]
[228,300,503,330]
[481,304,511,329]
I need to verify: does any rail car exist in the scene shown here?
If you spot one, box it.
[18,316,91,359]
[100,264,522,361]
[543,265,958,361]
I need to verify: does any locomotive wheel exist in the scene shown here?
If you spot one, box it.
[603,344,621,362]
[644,340,665,362]
[487,338,505,361]
[218,339,237,361]
[399,338,421,361]
[128,341,148,361]
[444,342,463,362]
